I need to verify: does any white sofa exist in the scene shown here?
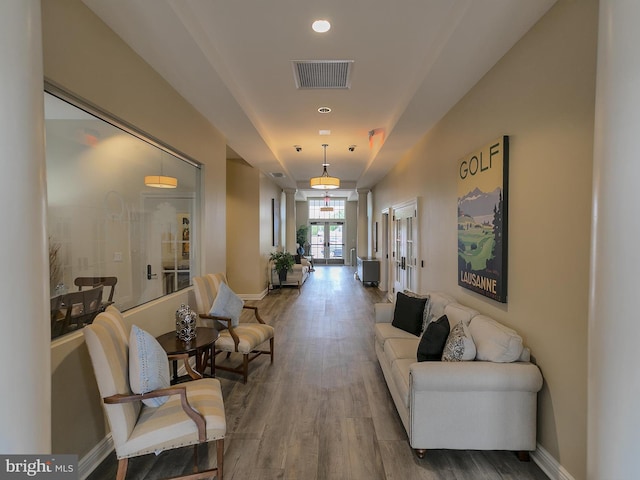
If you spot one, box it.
[269,258,310,290]
[374,292,543,458]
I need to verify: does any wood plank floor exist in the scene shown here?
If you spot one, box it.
[87,265,549,480]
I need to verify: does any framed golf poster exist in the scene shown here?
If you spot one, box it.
[457,136,509,303]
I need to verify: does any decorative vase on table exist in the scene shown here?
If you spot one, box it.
[278,269,288,282]
[175,304,197,342]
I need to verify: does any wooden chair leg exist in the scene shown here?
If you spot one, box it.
[414,449,426,459]
[217,438,224,480]
[516,451,531,462]
[243,354,249,384]
[269,337,274,363]
[116,458,128,480]
[193,444,199,473]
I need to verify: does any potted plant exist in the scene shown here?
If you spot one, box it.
[296,225,309,255]
[270,251,296,281]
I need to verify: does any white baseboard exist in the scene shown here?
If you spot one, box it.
[239,289,268,301]
[532,443,575,480]
[79,433,113,480]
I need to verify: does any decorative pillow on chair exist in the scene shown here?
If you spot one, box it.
[209,281,244,327]
[442,321,476,361]
[392,292,428,336]
[417,315,450,361]
[129,325,170,407]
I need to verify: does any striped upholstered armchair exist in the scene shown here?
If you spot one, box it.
[83,306,226,480]
[192,274,274,383]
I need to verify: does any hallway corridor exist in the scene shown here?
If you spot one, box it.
[88,265,548,480]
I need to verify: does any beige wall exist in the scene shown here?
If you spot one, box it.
[260,174,284,285]
[226,158,282,296]
[296,200,310,241]
[345,200,358,265]
[226,158,259,293]
[43,0,227,457]
[372,1,597,479]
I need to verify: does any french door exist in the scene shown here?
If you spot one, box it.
[392,199,419,296]
[141,193,195,304]
[309,221,345,265]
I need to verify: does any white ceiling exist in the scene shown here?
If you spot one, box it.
[82,0,557,200]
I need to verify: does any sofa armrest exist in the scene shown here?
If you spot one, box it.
[409,361,543,393]
[374,303,394,323]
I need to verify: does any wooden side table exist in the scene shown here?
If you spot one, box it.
[156,327,218,384]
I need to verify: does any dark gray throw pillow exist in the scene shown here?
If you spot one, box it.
[417,315,450,361]
[391,292,428,336]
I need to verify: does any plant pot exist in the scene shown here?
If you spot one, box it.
[278,269,288,281]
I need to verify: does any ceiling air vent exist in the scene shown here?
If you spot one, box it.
[292,60,354,89]
[270,172,285,178]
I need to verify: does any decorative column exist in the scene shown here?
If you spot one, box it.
[0,0,50,453]
[356,188,369,258]
[588,1,640,478]
[284,188,297,253]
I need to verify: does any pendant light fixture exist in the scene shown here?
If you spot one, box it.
[320,194,334,212]
[310,144,340,190]
[145,152,178,188]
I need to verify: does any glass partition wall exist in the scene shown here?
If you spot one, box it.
[45,90,200,339]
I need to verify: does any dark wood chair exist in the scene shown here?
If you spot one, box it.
[50,295,64,338]
[74,276,117,310]
[57,285,104,334]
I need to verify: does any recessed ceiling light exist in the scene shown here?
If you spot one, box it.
[312,20,331,33]
[318,106,331,114]
[319,130,331,135]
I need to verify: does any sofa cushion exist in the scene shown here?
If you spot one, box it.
[442,321,476,361]
[392,292,427,336]
[443,303,478,327]
[417,315,450,362]
[384,337,420,364]
[469,315,524,362]
[425,292,456,326]
[374,323,419,350]
[129,325,170,407]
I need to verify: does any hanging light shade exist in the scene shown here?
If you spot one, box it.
[144,175,178,188]
[320,194,334,212]
[310,144,340,189]
[145,152,178,188]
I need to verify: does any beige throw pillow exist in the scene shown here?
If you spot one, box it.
[468,315,523,362]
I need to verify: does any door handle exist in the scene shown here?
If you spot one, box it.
[147,264,157,280]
